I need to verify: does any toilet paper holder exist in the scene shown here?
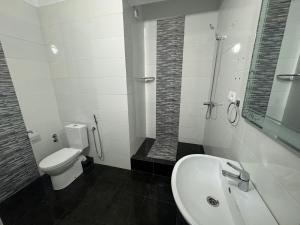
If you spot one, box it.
[27,130,41,144]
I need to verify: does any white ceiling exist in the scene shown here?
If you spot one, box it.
[127,0,168,6]
[25,0,168,7]
[23,0,39,7]
[24,0,65,7]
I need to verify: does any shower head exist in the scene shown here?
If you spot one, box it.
[216,34,227,41]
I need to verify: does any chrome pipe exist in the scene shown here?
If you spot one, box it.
[204,34,226,119]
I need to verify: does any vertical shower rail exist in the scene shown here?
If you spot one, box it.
[204,34,226,119]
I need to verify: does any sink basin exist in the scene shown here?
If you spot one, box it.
[171,155,278,225]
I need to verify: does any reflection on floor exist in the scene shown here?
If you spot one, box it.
[131,138,205,176]
[0,165,188,225]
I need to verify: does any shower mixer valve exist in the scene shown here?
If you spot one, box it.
[203,101,215,107]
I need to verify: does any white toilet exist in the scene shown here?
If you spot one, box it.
[39,124,88,190]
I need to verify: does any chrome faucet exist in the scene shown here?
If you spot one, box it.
[222,162,250,192]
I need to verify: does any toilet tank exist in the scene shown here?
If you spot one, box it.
[65,124,88,150]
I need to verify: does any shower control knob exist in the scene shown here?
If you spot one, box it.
[52,134,58,143]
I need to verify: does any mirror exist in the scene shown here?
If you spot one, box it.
[242,0,300,151]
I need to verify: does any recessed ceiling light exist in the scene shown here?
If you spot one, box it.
[50,44,59,55]
[232,43,241,53]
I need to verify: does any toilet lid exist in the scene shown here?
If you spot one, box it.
[39,148,81,171]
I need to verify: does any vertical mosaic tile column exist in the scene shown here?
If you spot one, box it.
[148,16,185,161]
[243,0,291,125]
[0,42,39,203]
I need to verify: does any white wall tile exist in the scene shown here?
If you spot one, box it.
[38,0,133,169]
[92,37,126,59]
[123,0,146,156]
[182,59,213,77]
[0,0,40,25]
[0,0,64,172]
[203,0,300,224]
[0,35,47,61]
[91,13,124,39]
[179,13,218,144]
[181,77,211,101]
[38,3,62,26]
[93,58,127,77]
[144,20,157,138]
[59,0,92,23]
[0,14,44,44]
[90,0,123,17]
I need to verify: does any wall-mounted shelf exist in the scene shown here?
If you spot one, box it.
[135,77,155,83]
[276,74,300,81]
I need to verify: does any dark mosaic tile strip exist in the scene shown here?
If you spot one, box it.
[148,16,185,161]
[243,0,291,124]
[0,42,39,203]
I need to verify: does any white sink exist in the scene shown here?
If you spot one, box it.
[171,155,278,225]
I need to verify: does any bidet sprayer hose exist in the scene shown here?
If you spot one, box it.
[92,114,104,160]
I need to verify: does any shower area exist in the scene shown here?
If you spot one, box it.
[131,0,222,174]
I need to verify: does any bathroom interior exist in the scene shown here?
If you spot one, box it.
[0,0,299,224]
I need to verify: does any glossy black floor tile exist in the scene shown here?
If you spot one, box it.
[129,197,177,225]
[0,164,185,225]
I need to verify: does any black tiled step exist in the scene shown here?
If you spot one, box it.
[131,138,204,177]
[176,142,205,161]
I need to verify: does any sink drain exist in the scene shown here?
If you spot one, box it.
[206,196,219,207]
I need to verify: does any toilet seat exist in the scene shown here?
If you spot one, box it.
[39,148,81,171]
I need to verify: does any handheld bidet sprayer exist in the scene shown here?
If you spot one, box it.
[92,114,104,160]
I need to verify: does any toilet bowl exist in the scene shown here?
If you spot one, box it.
[39,124,88,190]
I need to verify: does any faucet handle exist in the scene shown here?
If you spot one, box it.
[226,162,250,181]
[227,162,243,172]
